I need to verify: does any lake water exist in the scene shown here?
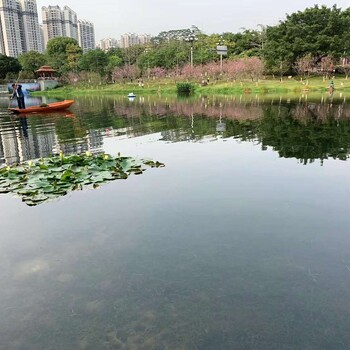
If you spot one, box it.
[0,93,350,349]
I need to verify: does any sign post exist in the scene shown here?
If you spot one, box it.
[216,45,228,74]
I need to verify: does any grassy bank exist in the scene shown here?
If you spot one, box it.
[32,76,350,97]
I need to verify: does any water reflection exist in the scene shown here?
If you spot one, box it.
[1,93,350,350]
[1,94,350,166]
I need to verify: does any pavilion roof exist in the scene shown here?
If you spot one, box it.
[35,66,56,73]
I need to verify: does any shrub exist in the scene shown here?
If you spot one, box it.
[176,82,195,96]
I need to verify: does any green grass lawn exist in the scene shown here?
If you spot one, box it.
[32,75,350,97]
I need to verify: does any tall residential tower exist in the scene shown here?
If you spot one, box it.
[0,0,42,56]
[19,0,43,52]
[41,5,78,49]
[0,0,24,57]
[78,19,95,53]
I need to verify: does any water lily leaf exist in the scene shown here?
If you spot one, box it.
[0,153,164,206]
[48,166,64,172]
[0,188,11,194]
[60,170,75,182]
[30,194,49,202]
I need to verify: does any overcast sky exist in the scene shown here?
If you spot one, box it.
[36,0,350,41]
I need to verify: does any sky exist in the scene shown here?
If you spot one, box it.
[36,0,350,41]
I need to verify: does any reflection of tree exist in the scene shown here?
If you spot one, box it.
[257,106,350,164]
[3,95,350,165]
[71,96,350,164]
[55,117,86,142]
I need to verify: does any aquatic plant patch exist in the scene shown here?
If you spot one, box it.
[0,152,164,206]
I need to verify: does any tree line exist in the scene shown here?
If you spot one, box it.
[1,5,350,82]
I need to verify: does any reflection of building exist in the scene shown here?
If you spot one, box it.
[0,119,57,164]
[78,19,95,53]
[0,131,5,167]
[87,129,104,153]
[0,0,42,56]
[0,110,104,166]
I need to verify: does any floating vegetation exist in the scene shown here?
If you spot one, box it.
[0,152,165,206]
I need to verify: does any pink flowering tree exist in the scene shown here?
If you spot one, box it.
[180,64,192,79]
[219,57,264,81]
[320,56,335,80]
[244,57,264,81]
[294,54,314,78]
[112,64,140,83]
[203,62,221,81]
[150,67,167,79]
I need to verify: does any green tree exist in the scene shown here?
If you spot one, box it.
[137,41,188,70]
[263,5,350,73]
[0,54,21,79]
[46,37,81,75]
[66,43,83,72]
[18,51,47,74]
[79,49,109,75]
[122,45,145,66]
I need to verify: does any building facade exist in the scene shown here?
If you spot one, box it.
[62,6,77,40]
[41,5,63,48]
[78,19,95,53]
[19,0,42,52]
[0,0,42,56]
[120,33,151,48]
[41,5,78,49]
[0,0,25,56]
[98,38,117,51]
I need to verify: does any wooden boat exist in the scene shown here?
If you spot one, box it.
[8,100,74,114]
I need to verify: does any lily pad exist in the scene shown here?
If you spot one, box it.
[0,152,164,206]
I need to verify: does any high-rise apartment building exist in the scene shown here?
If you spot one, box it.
[120,33,151,48]
[78,19,95,53]
[41,5,63,48]
[138,34,151,46]
[20,0,43,52]
[98,38,117,51]
[62,6,77,40]
[41,5,78,49]
[120,33,138,48]
[0,0,42,56]
[0,0,24,56]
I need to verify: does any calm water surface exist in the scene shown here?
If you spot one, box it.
[0,93,350,349]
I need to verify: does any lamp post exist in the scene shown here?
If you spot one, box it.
[185,30,198,73]
[144,48,151,79]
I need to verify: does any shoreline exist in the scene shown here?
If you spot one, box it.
[30,77,350,97]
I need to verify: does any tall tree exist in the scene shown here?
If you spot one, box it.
[18,51,47,74]
[79,49,109,75]
[0,55,21,79]
[46,37,81,75]
[66,43,83,73]
[263,5,350,73]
